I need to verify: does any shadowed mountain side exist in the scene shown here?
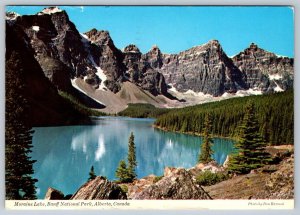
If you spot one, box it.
[6,23,91,126]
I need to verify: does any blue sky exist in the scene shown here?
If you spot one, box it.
[6,6,294,57]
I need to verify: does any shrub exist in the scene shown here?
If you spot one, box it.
[153,175,163,183]
[119,184,128,193]
[196,171,228,186]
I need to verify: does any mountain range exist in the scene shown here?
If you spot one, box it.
[5,7,294,125]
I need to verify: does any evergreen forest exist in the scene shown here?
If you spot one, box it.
[154,91,293,145]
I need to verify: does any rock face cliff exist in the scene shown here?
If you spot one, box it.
[232,43,293,92]
[7,7,169,101]
[5,21,90,126]
[150,40,248,96]
[147,41,293,96]
[123,44,168,96]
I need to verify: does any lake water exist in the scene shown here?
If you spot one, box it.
[32,117,235,199]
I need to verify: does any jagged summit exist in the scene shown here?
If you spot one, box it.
[148,45,162,55]
[235,43,280,59]
[249,42,258,49]
[5,11,20,20]
[177,39,223,57]
[38,6,63,15]
[232,42,293,93]
[123,44,141,53]
[84,28,113,46]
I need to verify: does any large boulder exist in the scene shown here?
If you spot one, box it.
[132,168,212,199]
[71,176,127,200]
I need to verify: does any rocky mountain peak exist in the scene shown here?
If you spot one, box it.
[124,44,141,54]
[232,43,293,92]
[84,28,113,46]
[238,42,276,59]
[208,39,220,45]
[148,45,162,56]
[6,11,20,20]
[203,39,222,52]
[249,42,258,50]
[38,6,63,15]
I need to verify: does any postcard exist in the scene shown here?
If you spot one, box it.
[5,5,294,210]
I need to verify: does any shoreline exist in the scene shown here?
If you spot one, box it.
[152,124,238,141]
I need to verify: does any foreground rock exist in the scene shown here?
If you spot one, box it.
[204,154,294,199]
[188,161,224,177]
[132,168,211,199]
[71,176,127,200]
[253,156,294,199]
[126,174,157,199]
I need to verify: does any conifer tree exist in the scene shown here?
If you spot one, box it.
[88,166,96,181]
[115,160,131,183]
[198,113,214,164]
[127,132,137,179]
[5,55,37,200]
[228,102,271,174]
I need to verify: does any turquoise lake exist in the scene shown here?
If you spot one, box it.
[32,117,235,199]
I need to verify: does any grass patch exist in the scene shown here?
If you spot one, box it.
[119,184,128,193]
[153,175,164,183]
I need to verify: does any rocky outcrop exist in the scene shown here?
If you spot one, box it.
[132,168,212,199]
[147,41,293,96]
[204,150,294,199]
[121,44,168,96]
[143,45,164,69]
[84,28,125,92]
[253,155,294,199]
[126,174,158,199]
[232,43,294,92]
[44,187,64,200]
[153,40,248,96]
[222,155,230,168]
[71,176,127,200]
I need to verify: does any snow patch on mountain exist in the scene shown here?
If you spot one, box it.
[236,88,263,96]
[32,26,40,32]
[39,7,62,15]
[269,74,283,80]
[6,12,20,20]
[95,67,107,90]
[274,82,284,92]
